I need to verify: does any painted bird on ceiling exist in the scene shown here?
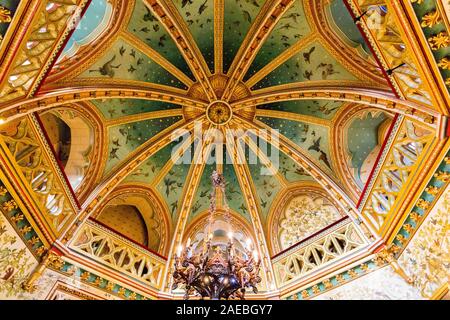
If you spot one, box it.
[303,46,316,64]
[308,137,322,152]
[89,55,121,78]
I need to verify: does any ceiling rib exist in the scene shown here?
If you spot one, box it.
[214,0,225,75]
[57,116,204,245]
[144,0,217,102]
[245,32,317,88]
[0,84,208,123]
[233,114,355,209]
[121,30,195,87]
[221,0,295,102]
[256,109,330,127]
[161,125,215,292]
[232,85,440,127]
[243,135,289,188]
[104,109,183,127]
[225,127,277,291]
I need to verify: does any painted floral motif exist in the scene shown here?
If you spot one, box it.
[279,194,341,249]
[399,184,450,298]
[0,213,37,299]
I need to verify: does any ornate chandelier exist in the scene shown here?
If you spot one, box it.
[172,171,262,300]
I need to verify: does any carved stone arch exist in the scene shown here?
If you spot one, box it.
[38,101,106,203]
[90,184,172,256]
[47,0,131,82]
[332,103,394,200]
[267,182,347,256]
[184,209,256,257]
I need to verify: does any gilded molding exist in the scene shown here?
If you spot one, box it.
[222,0,295,101]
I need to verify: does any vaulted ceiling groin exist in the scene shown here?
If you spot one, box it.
[0,0,448,300]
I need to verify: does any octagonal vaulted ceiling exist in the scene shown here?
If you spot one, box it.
[39,0,396,255]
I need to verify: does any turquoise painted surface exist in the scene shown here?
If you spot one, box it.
[347,112,387,183]
[62,0,110,57]
[157,160,192,223]
[222,150,251,223]
[253,41,357,90]
[328,0,371,55]
[279,148,314,183]
[123,140,183,186]
[244,145,281,221]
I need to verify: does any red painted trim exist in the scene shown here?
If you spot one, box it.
[342,0,401,99]
[356,113,400,208]
[271,216,350,260]
[34,113,82,209]
[446,118,450,137]
[89,218,168,261]
[35,0,93,95]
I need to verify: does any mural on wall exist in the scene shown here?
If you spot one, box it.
[314,266,423,300]
[244,0,312,81]
[278,193,341,250]
[398,183,450,298]
[127,0,194,80]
